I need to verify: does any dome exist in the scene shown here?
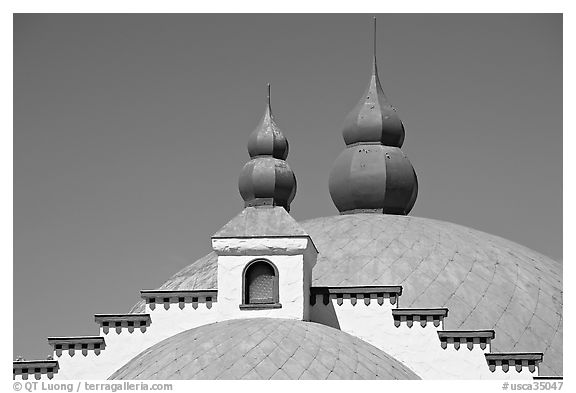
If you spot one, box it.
[129,214,562,376]
[109,318,420,380]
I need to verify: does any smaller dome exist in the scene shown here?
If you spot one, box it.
[239,85,296,211]
[109,318,420,380]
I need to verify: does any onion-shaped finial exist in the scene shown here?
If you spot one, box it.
[329,18,417,215]
[239,85,296,211]
[247,84,289,159]
[341,17,405,148]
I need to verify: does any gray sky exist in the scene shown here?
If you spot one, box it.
[13,13,562,359]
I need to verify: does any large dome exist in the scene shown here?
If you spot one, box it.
[130,214,562,375]
[109,318,419,380]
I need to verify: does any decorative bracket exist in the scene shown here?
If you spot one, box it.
[140,289,218,310]
[13,360,58,380]
[94,314,151,334]
[310,286,402,306]
[485,352,543,373]
[392,308,448,328]
[437,330,495,350]
[47,336,106,357]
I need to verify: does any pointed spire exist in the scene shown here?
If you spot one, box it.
[341,17,405,148]
[247,83,288,160]
[266,83,272,115]
[372,17,378,76]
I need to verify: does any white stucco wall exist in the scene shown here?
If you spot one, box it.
[49,295,537,380]
[212,237,311,256]
[50,302,219,380]
[214,237,316,321]
[310,298,538,379]
[217,254,304,319]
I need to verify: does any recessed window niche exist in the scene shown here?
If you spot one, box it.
[240,259,281,310]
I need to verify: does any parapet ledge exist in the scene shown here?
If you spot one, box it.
[392,308,448,328]
[485,352,543,373]
[47,336,106,357]
[141,289,218,310]
[437,330,495,350]
[13,360,59,380]
[310,285,402,306]
[94,313,151,334]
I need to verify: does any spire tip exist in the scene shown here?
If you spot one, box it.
[266,83,271,112]
[372,17,377,74]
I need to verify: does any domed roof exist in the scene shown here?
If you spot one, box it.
[109,318,420,380]
[129,214,562,376]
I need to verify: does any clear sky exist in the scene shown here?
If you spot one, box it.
[13,13,562,359]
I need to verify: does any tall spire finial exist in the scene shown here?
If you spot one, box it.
[266,83,272,114]
[340,17,404,147]
[373,17,377,74]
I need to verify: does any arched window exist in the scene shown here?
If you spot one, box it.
[240,259,281,309]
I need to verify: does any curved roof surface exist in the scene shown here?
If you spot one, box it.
[109,318,420,380]
[130,214,562,375]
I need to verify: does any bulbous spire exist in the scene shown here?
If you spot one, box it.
[239,85,296,211]
[342,18,405,147]
[247,84,289,159]
[329,18,418,215]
